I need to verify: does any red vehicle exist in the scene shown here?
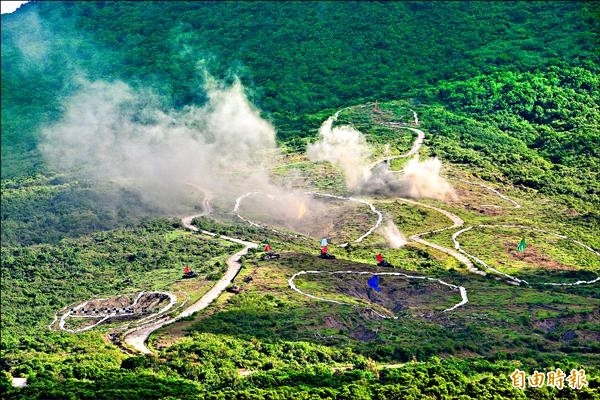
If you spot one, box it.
[376,253,392,267]
[319,245,335,259]
[182,265,198,279]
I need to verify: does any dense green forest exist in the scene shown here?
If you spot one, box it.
[2,1,598,177]
[424,65,600,211]
[0,175,162,245]
[2,1,599,244]
[2,1,599,399]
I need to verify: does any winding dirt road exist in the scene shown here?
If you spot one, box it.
[453,224,600,286]
[397,198,485,276]
[233,191,384,245]
[364,109,484,274]
[233,192,307,239]
[309,192,383,244]
[369,126,425,169]
[123,205,257,354]
[458,179,521,209]
[283,109,471,315]
[288,270,468,315]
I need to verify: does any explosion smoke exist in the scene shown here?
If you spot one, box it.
[38,76,323,215]
[396,157,456,201]
[297,201,307,219]
[306,113,372,190]
[360,158,455,200]
[380,220,407,248]
[307,111,454,201]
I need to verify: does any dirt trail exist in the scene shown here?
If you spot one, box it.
[234,107,424,246]
[309,192,383,244]
[232,192,306,239]
[123,198,257,354]
[233,191,384,245]
[368,106,422,169]
[233,107,419,245]
[396,198,485,276]
[279,109,474,312]
[458,179,521,209]
[369,126,425,169]
[453,224,600,286]
[288,270,468,315]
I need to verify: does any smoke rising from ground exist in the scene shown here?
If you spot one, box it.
[39,77,287,211]
[380,220,407,248]
[10,10,49,65]
[306,113,372,190]
[309,111,455,200]
[239,192,333,236]
[360,158,455,200]
[395,157,456,201]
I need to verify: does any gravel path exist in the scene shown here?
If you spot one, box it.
[288,270,468,315]
[123,198,257,354]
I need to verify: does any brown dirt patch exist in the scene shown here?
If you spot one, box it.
[505,241,576,271]
[323,316,345,329]
[465,204,502,216]
[298,270,460,316]
[350,325,378,341]
[532,311,599,334]
[574,329,600,343]
[446,185,510,214]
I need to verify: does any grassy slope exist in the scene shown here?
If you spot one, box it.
[1,2,599,399]
[2,117,599,399]
[2,2,598,178]
[3,99,599,398]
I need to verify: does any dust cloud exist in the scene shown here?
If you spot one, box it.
[309,111,455,201]
[306,112,372,190]
[39,76,306,212]
[379,220,406,248]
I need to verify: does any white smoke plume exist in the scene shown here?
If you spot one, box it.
[380,220,406,248]
[395,157,456,201]
[360,158,455,200]
[10,11,50,65]
[307,111,454,201]
[306,113,372,190]
[236,191,343,238]
[39,76,284,211]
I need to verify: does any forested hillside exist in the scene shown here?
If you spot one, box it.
[425,65,600,210]
[2,2,599,399]
[2,1,598,175]
[2,1,598,246]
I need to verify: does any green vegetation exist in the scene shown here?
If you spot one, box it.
[0,175,163,246]
[423,65,600,212]
[1,219,239,338]
[456,226,600,283]
[2,1,599,399]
